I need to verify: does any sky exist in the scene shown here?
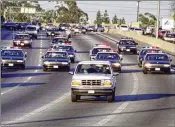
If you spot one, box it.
[39,1,172,23]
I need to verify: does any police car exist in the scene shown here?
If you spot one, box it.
[117,37,138,54]
[42,50,71,71]
[137,46,162,67]
[1,47,27,70]
[13,33,32,47]
[89,43,113,60]
[142,52,172,74]
[50,37,71,47]
[95,52,123,72]
[51,44,76,63]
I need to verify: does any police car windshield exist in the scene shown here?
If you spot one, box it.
[76,64,111,74]
[96,53,120,60]
[55,46,74,51]
[45,52,67,58]
[166,33,175,38]
[15,35,30,39]
[1,50,24,57]
[119,40,136,45]
[52,38,66,43]
[146,54,169,61]
[92,48,111,55]
[140,49,160,55]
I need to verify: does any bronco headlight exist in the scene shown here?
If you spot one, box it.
[113,63,121,67]
[44,61,50,65]
[164,64,170,67]
[17,60,23,63]
[72,80,81,86]
[15,40,20,43]
[104,80,112,86]
[145,63,152,68]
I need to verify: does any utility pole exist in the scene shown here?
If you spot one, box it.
[137,1,140,22]
[156,1,160,39]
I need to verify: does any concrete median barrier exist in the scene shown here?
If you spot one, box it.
[105,28,175,55]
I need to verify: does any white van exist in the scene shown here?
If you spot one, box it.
[120,24,129,31]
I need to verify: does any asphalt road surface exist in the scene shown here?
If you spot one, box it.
[1,30,175,127]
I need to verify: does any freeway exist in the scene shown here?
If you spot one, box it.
[1,30,175,126]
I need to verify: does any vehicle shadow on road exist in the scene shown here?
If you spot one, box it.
[1,72,51,78]
[122,63,138,66]
[121,69,142,73]
[1,82,46,88]
[3,106,174,126]
[79,93,175,103]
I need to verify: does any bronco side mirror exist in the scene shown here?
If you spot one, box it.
[42,56,44,59]
[69,71,74,75]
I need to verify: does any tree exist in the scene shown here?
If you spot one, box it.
[94,10,103,25]
[55,1,88,23]
[112,14,118,24]
[103,10,110,24]
[121,17,125,24]
[139,13,157,28]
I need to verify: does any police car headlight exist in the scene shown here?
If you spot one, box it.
[164,64,170,67]
[2,60,6,63]
[145,63,152,68]
[17,60,23,63]
[24,41,29,43]
[14,40,20,43]
[44,61,50,65]
[72,80,81,86]
[104,80,112,86]
[62,62,68,65]
[113,63,121,67]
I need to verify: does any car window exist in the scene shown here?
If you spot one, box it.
[45,52,67,58]
[96,53,120,60]
[92,48,111,55]
[15,35,30,39]
[119,40,136,45]
[26,27,36,31]
[1,50,24,57]
[145,54,169,61]
[54,46,74,51]
[76,64,111,74]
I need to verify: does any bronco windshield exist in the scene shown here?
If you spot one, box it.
[76,64,111,74]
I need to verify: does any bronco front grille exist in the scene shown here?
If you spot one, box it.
[81,80,102,86]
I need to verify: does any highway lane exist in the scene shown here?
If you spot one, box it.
[1,32,175,126]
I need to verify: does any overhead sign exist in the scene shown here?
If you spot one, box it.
[162,18,175,30]
[21,7,36,14]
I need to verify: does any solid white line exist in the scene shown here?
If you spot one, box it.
[5,92,71,124]
[94,73,139,126]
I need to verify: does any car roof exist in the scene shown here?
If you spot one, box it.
[26,25,37,27]
[145,53,167,56]
[78,61,111,65]
[93,46,112,49]
[16,33,29,36]
[46,50,68,53]
[1,48,23,51]
[97,52,119,54]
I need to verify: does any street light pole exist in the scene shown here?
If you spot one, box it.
[156,0,160,39]
[137,1,140,22]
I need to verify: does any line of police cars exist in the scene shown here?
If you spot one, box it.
[1,30,173,102]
